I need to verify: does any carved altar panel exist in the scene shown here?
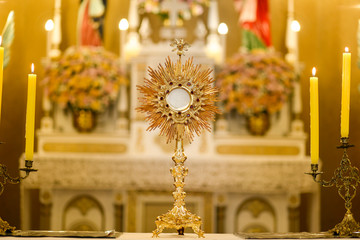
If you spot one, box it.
[50,189,116,231]
[225,193,291,234]
[63,195,105,231]
[236,198,276,233]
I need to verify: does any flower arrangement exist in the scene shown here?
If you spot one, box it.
[216,50,296,115]
[138,0,208,21]
[43,46,126,113]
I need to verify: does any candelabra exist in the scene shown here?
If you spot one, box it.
[0,159,37,234]
[306,137,360,236]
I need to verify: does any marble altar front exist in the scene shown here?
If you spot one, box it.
[20,132,318,233]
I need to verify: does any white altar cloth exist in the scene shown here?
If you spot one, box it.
[3,232,351,240]
[121,233,238,239]
[3,233,238,240]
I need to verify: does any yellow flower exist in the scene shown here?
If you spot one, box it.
[90,101,101,111]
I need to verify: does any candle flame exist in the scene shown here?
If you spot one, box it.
[345,47,349,53]
[312,67,316,76]
[45,19,54,31]
[290,20,301,32]
[119,18,129,31]
[31,63,34,73]
[218,23,229,35]
[0,36,2,46]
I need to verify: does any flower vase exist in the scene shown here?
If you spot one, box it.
[72,109,97,132]
[246,112,270,136]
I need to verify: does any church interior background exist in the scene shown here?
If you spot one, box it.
[0,0,360,236]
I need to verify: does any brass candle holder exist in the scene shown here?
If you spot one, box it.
[306,137,360,236]
[0,159,37,234]
[137,39,219,237]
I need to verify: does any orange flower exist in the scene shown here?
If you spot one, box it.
[216,49,296,115]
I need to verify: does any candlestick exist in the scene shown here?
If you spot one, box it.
[45,19,54,58]
[306,137,360,236]
[306,48,360,237]
[310,67,319,164]
[52,0,62,58]
[218,22,228,64]
[341,47,351,138]
[0,36,3,125]
[0,158,36,234]
[118,84,128,113]
[118,18,129,68]
[0,63,37,233]
[290,20,300,69]
[293,82,302,114]
[25,63,37,160]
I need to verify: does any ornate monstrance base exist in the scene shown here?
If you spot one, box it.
[152,138,204,238]
[153,206,204,237]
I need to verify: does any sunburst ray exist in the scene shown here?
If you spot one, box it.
[137,40,220,143]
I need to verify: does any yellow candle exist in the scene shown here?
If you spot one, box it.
[341,47,351,138]
[310,67,319,164]
[25,63,37,160]
[0,36,4,124]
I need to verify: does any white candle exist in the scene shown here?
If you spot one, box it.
[45,19,54,58]
[119,18,129,68]
[218,22,228,64]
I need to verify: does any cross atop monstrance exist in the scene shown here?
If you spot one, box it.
[137,39,219,237]
[170,38,190,56]
[161,0,188,27]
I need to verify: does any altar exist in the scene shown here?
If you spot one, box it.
[20,133,318,233]
[17,0,319,235]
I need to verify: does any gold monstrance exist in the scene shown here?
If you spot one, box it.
[137,39,219,237]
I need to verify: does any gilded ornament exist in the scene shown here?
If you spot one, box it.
[137,39,219,237]
[0,160,36,234]
[137,39,219,144]
[307,137,360,236]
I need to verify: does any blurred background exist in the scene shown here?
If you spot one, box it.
[0,0,359,234]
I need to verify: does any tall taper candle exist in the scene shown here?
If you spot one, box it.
[341,47,351,138]
[45,19,54,58]
[25,63,37,160]
[0,36,4,124]
[118,18,129,68]
[310,67,319,164]
[218,23,228,64]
